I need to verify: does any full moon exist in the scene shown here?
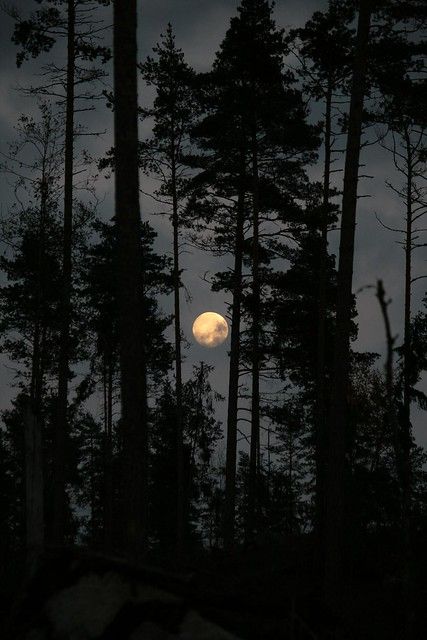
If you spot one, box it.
[192,312,229,348]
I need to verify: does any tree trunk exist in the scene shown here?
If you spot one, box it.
[224,165,246,550]
[30,175,47,417]
[26,171,48,566]
[315,76,333,561]
[324,0,372,606]
[171,141,185,557]
[247,130,261,543]
[90,432,96,544]
[288,428,294,536]
[24,398,44,567]
[103,349,114,552]
[52,0,75,546]
[187,363,205,491]
[402,129,413,518]
[402,128,414,638]
[114,0,148,558]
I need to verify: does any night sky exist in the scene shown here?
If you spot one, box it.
[0,0,425,449]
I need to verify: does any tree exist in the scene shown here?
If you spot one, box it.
[73,411,105,548]
[0,397,27,574]
[0,104,98,560]
[139,24,197,552]
[291,0,355,544]
[149,363,222,553]
[184,52,249,550]
[266,194,340,524]
[0,105,65,561]
[82,218,173,550]
[113,0,148,558]
[373,49,427,535]
[10,0,111,545]
[186,114,248,549]
[367,11,427,633]
[80,220,119,551]
[187,0,319,545]
[268,398,311,537]
[325,0,372,606]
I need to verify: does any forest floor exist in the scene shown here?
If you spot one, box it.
[1,535,426,639]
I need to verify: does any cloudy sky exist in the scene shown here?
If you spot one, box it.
[0,0,425,449]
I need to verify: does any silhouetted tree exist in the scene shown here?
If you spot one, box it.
[10,0,111,545]
[1,105,65,559]
[325,0,372,607]
[139,24,197,552]
[82,217,173,550]
[291,0,354,543]
[113,0,148,558]
[373,52,427,535]
[149,363,222,553]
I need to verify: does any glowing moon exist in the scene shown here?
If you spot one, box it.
[192,312,229,348]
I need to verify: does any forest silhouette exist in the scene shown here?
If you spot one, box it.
[0,1,426,639]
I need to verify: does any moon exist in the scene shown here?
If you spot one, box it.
[192,312,229,348]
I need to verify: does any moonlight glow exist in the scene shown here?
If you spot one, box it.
[192,312,229,348]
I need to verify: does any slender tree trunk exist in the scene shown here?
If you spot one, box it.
[171,141,185,556]
[103,349,114,552]
[27,211,45,563]
[324,0,371,606]
[30,322,42,413]
[114,0,148,558]
[30,187,45,416]
[247,130,261,543]
[52,0,75,546]
[24,398,44,567]
[90,433,96,544]
[315,76,333,562]
[187,363,204,488]
[224,163,246,550]
[28,323,48,559]
[26,173,48,566]
[402,129,414,638]
[266,425,271,503]
[31,173,48,410]
[288,430,294,536]
[402,130,413,518]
